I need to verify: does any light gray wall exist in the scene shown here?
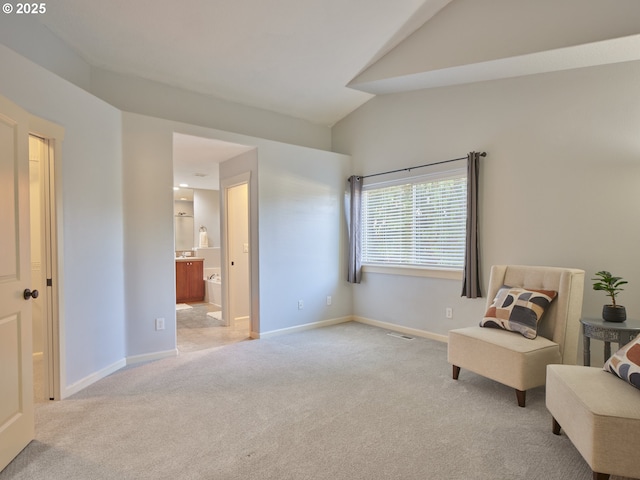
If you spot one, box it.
[0,14,342,368]
[122,113,177,358]
[1,20,348,376]
[124,113,352,354]
[333,60,640,347]
[218,132,354,335]
[193,189,220,248]
[90,67,332,151]
[0,14,91,91]
[257,141,352,333]
[0,44,125,393]
[0,14,331,152]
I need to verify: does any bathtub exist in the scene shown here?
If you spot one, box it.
[204,270,222,307]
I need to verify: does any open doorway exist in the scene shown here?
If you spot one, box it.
[29,133,60,401]
[173,133,253,352]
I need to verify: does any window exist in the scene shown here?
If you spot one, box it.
[361,169,467,269]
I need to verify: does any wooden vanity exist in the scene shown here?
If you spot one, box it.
[176,258,204,303]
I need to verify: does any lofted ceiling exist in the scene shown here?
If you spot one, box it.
[172,133,254,194]
[38,0,455,192]
[36,0,640,191]
[38,0,453,127]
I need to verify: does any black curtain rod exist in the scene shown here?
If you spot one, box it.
[354,152,486,180]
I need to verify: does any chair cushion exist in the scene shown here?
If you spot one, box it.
[546,364,640,478]
[448,326,561,391]
[603,335,640,390]
[480,285,557,339]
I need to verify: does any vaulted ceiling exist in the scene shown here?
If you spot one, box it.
[38,0,640,127]
[38,0,453,126]
[35,0,640,190]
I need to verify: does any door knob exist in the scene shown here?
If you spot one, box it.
[23,288,39,300]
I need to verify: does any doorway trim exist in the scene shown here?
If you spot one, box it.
[29,114,64,401]
[220,171,252,332]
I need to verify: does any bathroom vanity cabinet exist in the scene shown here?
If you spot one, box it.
[176,258,204,303]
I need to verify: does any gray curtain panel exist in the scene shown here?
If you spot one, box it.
[461,152,482,298]
[347,175,363,284]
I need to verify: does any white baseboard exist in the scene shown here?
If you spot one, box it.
[256,316,448,343]
[126,349,178,365]
[352,315,448,343]
[61,358,127,399]
[60,349,179,398]
[257,316,352,339]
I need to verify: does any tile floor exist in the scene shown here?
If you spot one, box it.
[177,302,251,353]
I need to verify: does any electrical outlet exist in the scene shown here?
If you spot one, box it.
[298,300,304,310]
[326,295,332,306]
[155,317,165,331]
[446,308,453,319]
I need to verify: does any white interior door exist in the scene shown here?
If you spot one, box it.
[227,183,250,325]
[0,95,34,470]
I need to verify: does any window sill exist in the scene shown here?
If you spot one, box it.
[362,264,463,280]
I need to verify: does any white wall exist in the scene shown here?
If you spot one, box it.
[0,14,91,91]
[124,112,351,353]
[333,60,640,350]
[0,14,331,152]
[0,44,126,394]
[1,34,349,386]
[256,142,352,333]
[122,114,177,359]
[90,67,332,151]
[193,189,220,248]
[218,132,354,335]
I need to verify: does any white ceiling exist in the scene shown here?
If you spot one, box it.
[173,133,254,194]
[36,1,640,192]
[39,0,456,193]
[39,0,453,127]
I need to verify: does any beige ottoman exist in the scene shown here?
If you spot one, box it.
[546,364,640,480]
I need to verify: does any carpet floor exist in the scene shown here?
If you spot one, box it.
[1,322,631,480]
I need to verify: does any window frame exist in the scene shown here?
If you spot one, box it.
[360,168,467,279]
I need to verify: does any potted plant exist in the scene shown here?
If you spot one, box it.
[592,270,627,322]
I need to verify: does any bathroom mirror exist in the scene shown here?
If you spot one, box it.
[174,215,194,251]
[174,189,194,252]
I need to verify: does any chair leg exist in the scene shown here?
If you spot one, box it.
[515,389,526,407]
[452,365,460,380]
[552,417,561,435]
[593,472,610,480]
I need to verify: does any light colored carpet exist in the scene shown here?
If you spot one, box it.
[176,303,192,311]
[1,322,630,480]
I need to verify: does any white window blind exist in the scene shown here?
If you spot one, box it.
[361,170,467,269]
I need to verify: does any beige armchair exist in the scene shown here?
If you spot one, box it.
[447,265,585,407]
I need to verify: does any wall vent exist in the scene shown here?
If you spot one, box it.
[387,332,414,341]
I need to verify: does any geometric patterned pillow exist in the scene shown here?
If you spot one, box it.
[603,335,640,390]
[479,285,558,339]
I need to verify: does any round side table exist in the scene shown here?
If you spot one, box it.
[580,317,640,366]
